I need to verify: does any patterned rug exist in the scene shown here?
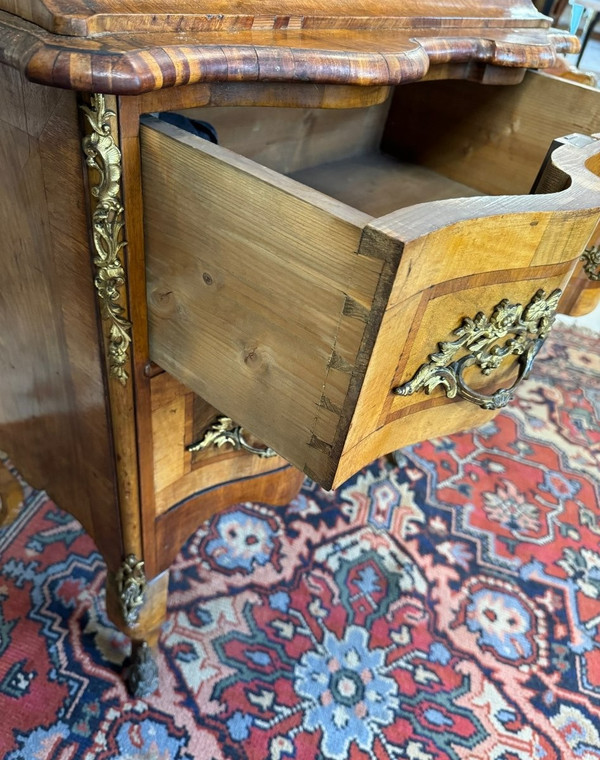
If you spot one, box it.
[1,323,600,760]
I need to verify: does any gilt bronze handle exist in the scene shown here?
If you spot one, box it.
[582,245,600,281]
[394,289,562,410]
[187,416,277,458]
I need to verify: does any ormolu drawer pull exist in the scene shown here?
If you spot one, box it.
[394,289,562,410]
[187,416,277,458]
[582,245,600,281]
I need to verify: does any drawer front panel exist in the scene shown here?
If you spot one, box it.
[338,169,600,484]
[151,371,291,516]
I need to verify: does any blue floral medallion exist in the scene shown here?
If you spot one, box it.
[294,626,399,759]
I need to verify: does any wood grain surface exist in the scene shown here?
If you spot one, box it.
[0,7,577,94]
[80,93,146,565]
[0,67,122,568]
[112,92,311,580]
[383,71,600,197]
[175,100,392,175]
[0,0,555,36]
[291,154,481,216]
[142,117,379,488]
[134,82,391,117]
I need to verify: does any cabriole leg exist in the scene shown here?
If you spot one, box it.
[105,564,169,698]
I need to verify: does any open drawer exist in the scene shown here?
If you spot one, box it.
[140,105,600,490]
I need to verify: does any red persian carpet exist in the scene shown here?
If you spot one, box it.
[1,323,600,759]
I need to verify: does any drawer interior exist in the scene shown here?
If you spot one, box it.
[170,94,484,217]
[289,154,480,217]
[169,71,600,212]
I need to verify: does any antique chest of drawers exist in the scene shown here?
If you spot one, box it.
[2,0,600,694]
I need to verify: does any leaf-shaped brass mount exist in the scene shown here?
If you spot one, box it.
[582,245,600,281]
[187,416,277,458]
[115,554,146,627]
[394,288,562,410]
[81,94,132,385]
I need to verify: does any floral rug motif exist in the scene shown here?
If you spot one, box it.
[1,324,600,759]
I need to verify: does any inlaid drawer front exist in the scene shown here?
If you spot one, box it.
[150,371,290,516]
[141,117,600,490]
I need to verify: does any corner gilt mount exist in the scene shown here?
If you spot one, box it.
[115,554,146,627]
[81,94,132,385]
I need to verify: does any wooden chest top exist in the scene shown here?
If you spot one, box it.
[0,0,551,36]
[0,1,578,94]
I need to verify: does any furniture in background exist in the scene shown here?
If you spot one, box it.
[3,1,600,696]
[540,0,570,23]
[566,0,600,65]
[545,0,600,67]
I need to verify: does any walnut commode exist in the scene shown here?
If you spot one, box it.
[2,0,600,695]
